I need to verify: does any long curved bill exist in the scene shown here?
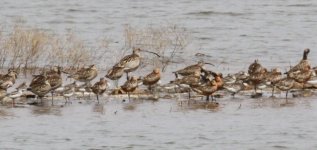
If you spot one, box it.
[204,62,215,66]
[141,50,161,57]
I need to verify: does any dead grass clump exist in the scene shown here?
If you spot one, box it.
[48,31,93,68]
[2,25,49,74]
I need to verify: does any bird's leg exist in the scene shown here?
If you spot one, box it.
[188,88,191,99]
[206,95,209,102]
[128,92,131,101]
[12,99,15,107]
[97,94,99,104]
[51,91,54,106]
[286,91,289,103]
[271,86,275,97]
[126,72,129,80]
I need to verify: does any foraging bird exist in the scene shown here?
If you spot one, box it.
[173,60,214,78]
[266,68,282,97]
[121,76,139,101]
[68,64,98,84]
[115,47,160,80]
[91,77,109,103]
[142,68,161,91]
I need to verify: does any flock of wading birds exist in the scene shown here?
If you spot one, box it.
[0,48,317,107]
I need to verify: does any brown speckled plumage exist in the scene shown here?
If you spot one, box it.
[143,68,161,89]
[69,65,98,83]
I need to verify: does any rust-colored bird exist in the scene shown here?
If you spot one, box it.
[143,68,161,91]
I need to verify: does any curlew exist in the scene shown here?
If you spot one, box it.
[114,47,160,80]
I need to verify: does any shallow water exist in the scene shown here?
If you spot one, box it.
[1,0,317,149]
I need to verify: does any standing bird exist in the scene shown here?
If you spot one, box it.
[192,79,218,102]
[248,60,267,94]
[46,66,63,105]
[173,60,214,78]
[276,77,295,103]
[142,68,161,91]
[91,77,109,104]
[105,65,125,87]
[171,71,202,98]
[223,80,246,98]
[61,82,77,104]
[115,48,160,80]
[7,82,27,107]
[68,64,98,85]
[29,72,52,104]
[266,68,282,97]
[0,70,18,85]
[286,48,311,74]
[121,76,139,101]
